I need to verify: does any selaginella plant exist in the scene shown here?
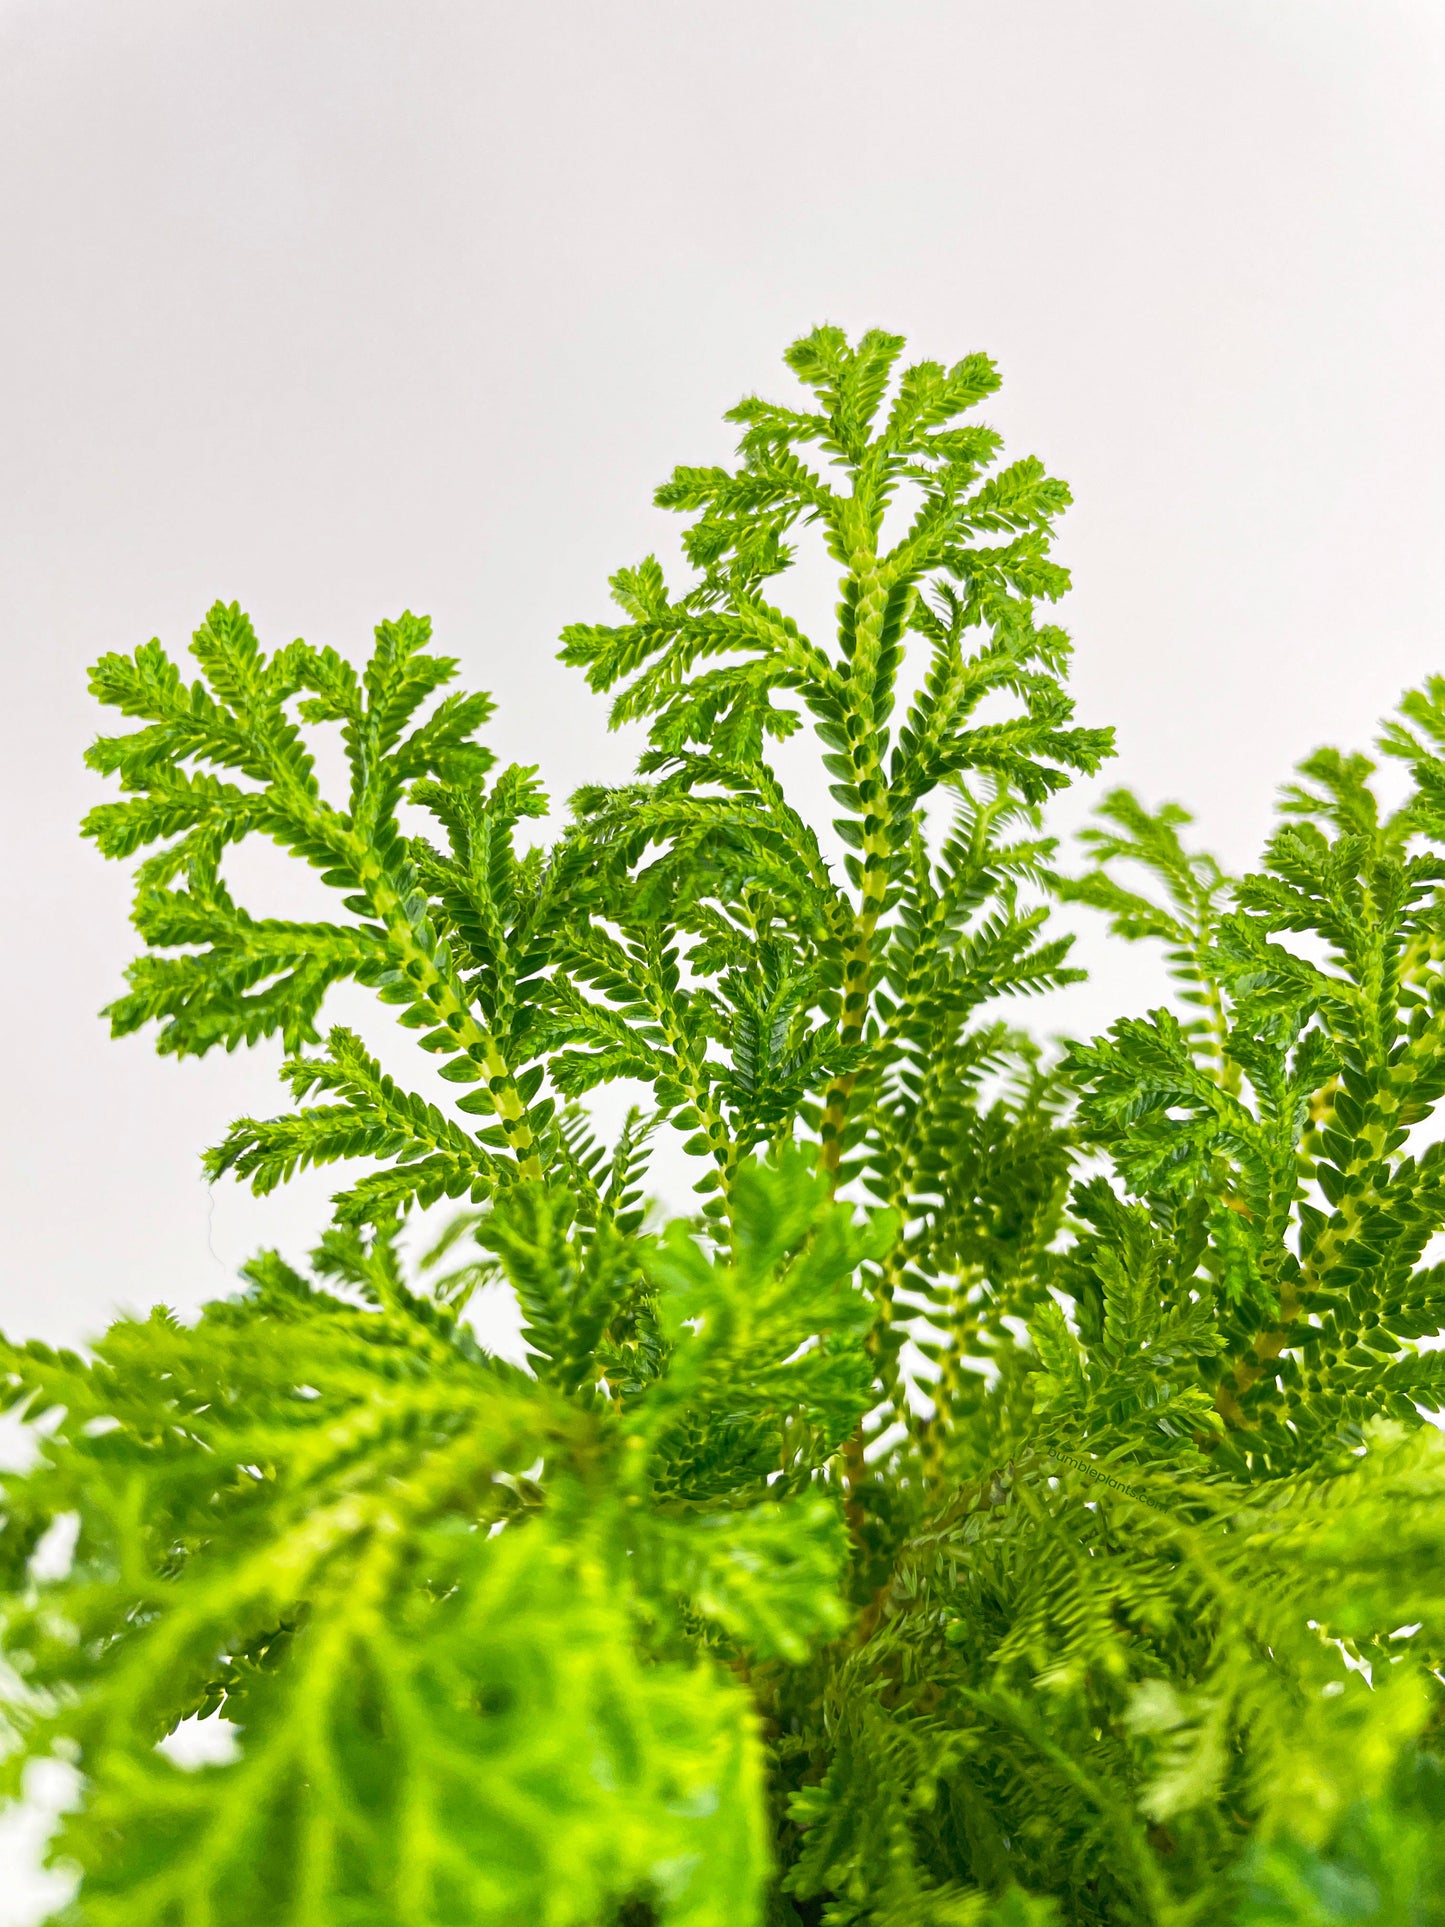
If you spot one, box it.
[3,327,1444,1926]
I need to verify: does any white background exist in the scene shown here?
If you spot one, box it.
[0,3,1442,1904]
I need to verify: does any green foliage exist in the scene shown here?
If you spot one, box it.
[3,327,1443,1924]
[0,1165,871,1926]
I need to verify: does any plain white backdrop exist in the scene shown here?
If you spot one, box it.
[0,2,1443,1912]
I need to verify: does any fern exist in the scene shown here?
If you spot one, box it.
[2,327,1442,1924]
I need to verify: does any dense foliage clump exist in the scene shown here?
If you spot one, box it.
[4,328,1445,1924]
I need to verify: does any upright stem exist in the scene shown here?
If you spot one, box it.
[821,547,904,1551]
[820,551,894,1189]
[356,836,544,1183]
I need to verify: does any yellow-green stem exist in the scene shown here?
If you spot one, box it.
[357,841,544,1182]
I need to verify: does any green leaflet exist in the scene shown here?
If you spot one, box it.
[635,1153,892,1502]
[1061,738,1445,1472]
[84,604,556,1192]
[45,1518,766,1927]
[0,1162,872,1926]
[5,325,1444,1923]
